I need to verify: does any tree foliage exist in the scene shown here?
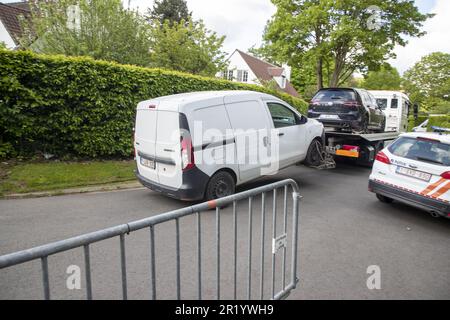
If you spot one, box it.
[20,0,153,66]
[362,64,402,90]
[148,19,227,76]
[255,0,432,89]
[19,0,226,76]
[146,0,191,25]
[403,52,450,114]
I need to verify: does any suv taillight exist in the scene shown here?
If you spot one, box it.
[441,171,450,179]
[375,151,391,165]
[343,101,361,108]
[181,136,195,171]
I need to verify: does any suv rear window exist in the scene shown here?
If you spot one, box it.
[312,89,356,102]
[388,137,450,166]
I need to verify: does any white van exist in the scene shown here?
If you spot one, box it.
[369,90,410,133]
[134,91,324,201]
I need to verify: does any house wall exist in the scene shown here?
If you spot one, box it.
[0,20,16,48]
[218,51,260,86]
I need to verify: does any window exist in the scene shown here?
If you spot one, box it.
[228,70,234,81]
[280,75,286,89]
[312,89,356,102]
[267,103,298,128]
[376,98,388,110]
[368,92,377,106]
[362,91,372,107]
[391,98,398,109]
[402,100,408,114]
[222,70,227,80]
[237,70,243,82]
[388,137,450,166]
[243,71,248,82]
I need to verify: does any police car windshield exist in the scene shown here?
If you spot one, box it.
[388,137,450,166]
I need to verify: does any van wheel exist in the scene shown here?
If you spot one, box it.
[205,171,236,201]
[304,139,323,167]
[376,194,394,203]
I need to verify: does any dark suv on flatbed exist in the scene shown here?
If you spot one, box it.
[308,88,386,133]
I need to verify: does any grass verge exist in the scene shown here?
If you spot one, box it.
[0,160,136,196]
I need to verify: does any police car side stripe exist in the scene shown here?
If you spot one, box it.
[430,182,450,199]
[420,178,446,196]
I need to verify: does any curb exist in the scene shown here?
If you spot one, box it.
[2,181,144,199]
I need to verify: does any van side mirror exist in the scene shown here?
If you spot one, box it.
[413,103,419,119]
[297,115,308,125]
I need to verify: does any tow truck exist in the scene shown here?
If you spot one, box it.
[315,129,401,169]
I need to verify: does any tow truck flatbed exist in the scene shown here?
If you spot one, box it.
[324,129,401,166]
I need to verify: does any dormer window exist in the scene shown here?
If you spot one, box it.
[281,75,286,89]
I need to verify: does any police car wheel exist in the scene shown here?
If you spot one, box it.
[376,194,394,204]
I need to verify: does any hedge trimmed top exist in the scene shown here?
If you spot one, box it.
[0,49,307,158]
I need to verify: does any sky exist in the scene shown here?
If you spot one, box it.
[3,0,449,74]
[128,0,449,75]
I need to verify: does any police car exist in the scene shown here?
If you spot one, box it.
[369,132,450,219]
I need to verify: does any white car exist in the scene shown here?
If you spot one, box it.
[369,132,450,218]
[134,90,324,201]
[412,119,428,132]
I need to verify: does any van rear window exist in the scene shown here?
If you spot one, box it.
[391,99,398,109]
[388,137,450,166]
[376,99,388,110]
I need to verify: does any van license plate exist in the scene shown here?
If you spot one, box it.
[140,158,155,169]
[396,166,431,182]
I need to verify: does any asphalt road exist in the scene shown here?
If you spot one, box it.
[0,163,449,300]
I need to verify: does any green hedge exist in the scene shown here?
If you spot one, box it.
[0,50,308,159]
[427,116,450,132]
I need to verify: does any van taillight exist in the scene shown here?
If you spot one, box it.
[375,151,391,165]
[441,171,450,179]
[133,133,136,158]
[181,136,195,171]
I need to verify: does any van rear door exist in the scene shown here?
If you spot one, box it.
[135,101,182,189]
[155,109,182,189]
[135,101,159,183]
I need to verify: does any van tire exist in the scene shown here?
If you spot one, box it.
[304,139,323,167]
[205,171,236,201]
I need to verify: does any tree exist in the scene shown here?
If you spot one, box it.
[362,64,402,90]
[255,0,432,90]
[403,52,450,113]
[20,0,152,66]
[148,19,227,76]
[146,0,191,25]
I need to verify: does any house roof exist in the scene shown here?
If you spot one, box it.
[0,2,31,45]
[236,49,300,97]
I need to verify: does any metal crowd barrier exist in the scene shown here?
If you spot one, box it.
[0,179,301,300]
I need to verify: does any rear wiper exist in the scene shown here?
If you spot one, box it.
[416,157,443,165]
